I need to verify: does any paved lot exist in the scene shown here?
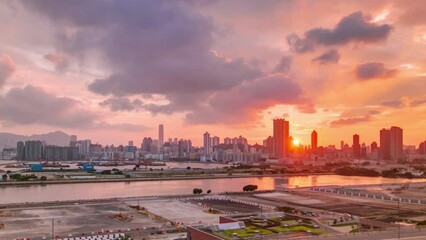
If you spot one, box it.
[128,199,220,225]
[0,201,163,239]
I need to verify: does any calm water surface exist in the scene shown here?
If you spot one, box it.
[1,175,424,204]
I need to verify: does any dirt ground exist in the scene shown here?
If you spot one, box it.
[0,201,163,239]
[191,198,262,213]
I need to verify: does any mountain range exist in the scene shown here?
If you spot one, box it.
[0,131,71,150]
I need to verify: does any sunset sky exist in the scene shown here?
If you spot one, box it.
[0,0,425,146]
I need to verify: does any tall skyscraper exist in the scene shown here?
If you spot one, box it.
[263,136,274,157]
[158,124,164,149]
[78,139,91,156]
[380,126,403,162]
[203,132,211,156]
[69,135,77,147]
[212,136,220,147]
[419,141,426,154]
[311,130,318,150]
[273,118,290,158]
[353,134,360,158]
[17,141,25,161]
[24,140,42,161]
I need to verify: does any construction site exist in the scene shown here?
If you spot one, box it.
[0,182,425,239]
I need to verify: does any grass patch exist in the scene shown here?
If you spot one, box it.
[269,226,324,235]
[223,226,273,237]
[331,222,358,227]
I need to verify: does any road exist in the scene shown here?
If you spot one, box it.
[306,228,426,240]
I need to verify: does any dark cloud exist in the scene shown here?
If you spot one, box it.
[410,99,426,107]
[312,49,340,64]
[0,85,147,131]
[99,97,143,112]
[287,11,392,53]
[0,54,15,88]
[44,53,69,72]
[273,56,292,73]
[381,99,404,108]
[185,74,315,124]
[25,0,261,96]
[330,107,380,127]
[355,62,397,80]
[330,116,371,127]
[0,85,98,128]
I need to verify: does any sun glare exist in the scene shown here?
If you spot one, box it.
[293,139,300,146]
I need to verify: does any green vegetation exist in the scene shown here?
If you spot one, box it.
[243,184,258,191]
[9,174,38,181]
[417,220,426,226]
[335,167,380,177]
[223,226,273,238]
[276,206,296,213]
[269,225,324,235]
[193,188,203,194]
[331,222,358,227]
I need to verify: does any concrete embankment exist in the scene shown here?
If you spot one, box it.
[0,172,333,186]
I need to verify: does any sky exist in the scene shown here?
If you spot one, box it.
[0,0,426,147]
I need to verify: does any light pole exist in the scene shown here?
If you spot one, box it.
[397,198,400,239]
[51,218,55,240]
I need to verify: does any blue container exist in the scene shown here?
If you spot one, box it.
[83,163,94,171]
[31,164,44,171]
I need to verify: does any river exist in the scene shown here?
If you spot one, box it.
[1,175,424,204]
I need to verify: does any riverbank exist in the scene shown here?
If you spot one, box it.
[0,172,333,186]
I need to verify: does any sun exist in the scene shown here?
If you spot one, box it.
[293,139,300,146]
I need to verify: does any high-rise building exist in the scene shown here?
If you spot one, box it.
[142,137,153,153]
[24,140,43,161]
[69,135,77,147]
[390,126,403,161]
[16,141,25,161]
[78,139,91,157]
[353,134,360,158]
[203,132,211,156]
[159,124,164,149]
[371,141,379,160]
[273,118,290,158]
[263,136,274,156]
[419,141,426,154]
[224,137,232,145]
[212,136,220,147]
[311,130,318,150]
[380,126,403,162]
[128,140,134,146]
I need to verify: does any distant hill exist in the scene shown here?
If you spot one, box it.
[0,131,71,149]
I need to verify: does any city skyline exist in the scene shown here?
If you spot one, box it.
[1,1,426,146]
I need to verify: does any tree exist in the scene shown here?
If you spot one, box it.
[117,234,133,240]
[1,174,7,181]
[193,188,203,194]
[40,176,47,181]
[243,185,258,192]
[207,189,211,194]
[187,166,191,170]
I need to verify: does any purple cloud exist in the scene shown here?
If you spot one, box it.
[355,62,397,80]
[287,11,392,53]
[330,116,371,127]
[99,97,143,112]
[312,49,340,64]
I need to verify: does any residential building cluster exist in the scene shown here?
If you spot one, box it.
[6,119,426,164]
